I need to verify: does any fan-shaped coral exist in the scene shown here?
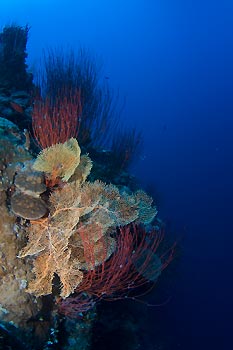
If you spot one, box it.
[19,141,157,299]
[33,137,81,181]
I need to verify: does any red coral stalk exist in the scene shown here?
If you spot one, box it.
[32,89,82,149]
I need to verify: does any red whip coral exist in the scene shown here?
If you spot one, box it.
[58,224,175,317]
[32,89,82,149]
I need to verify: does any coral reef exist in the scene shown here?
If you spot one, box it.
[18,144,157,299]
[0,104,173,350]
[0,24,175,349]
[0,129,42,329]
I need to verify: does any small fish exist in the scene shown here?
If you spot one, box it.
[10,102,24,114]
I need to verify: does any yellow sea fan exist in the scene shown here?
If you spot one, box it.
[33,138,81,181]
[70,154,93,184]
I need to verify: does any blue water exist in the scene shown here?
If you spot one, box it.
[1,0,233,348]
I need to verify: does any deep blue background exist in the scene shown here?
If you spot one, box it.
[1,1,233,348]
